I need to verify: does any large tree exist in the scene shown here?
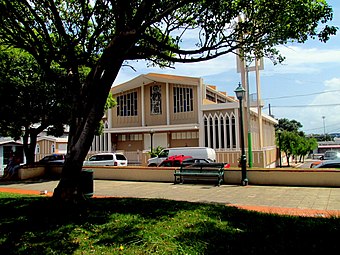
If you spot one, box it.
[0,46,73,164]
[0,0,336,202]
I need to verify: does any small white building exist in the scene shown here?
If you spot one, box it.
[0,138,24,175]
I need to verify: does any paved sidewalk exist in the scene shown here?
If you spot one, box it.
[1,179,340,217]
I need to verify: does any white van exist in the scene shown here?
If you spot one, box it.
[147,147,216,166]
[83,153,128,166]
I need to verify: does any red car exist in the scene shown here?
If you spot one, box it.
[158,155,193,167]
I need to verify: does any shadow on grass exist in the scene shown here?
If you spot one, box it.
[0,194,340,254]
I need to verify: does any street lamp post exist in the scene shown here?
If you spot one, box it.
[277,129,282,168]
[235,83,248,186]
[150,129,154,153]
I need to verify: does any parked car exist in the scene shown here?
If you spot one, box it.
[148,147,216,166]
[181,158,231,168]
[38,154,65,165]
[313,160,340,168]
[158,155,192,167]
[320,150,340,160]
[83,153,128,166]
[181,158,212,167]
[310,161,322,168]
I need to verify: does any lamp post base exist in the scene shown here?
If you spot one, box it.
[241,179,248,186]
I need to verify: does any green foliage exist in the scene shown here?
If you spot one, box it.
[275,118,303,133]
[1,193,340,254]
[0,1,337,70]
[276,118,318,163]
[148,146,165,158]
[0,46,73,138]
[104,92,117,111]
[94,92,116,136]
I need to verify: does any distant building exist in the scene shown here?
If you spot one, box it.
[315,139,340,154]
[0,134,68,175]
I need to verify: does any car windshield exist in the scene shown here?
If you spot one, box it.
[158,150,169,157]
[89,155,113,161]
[116,154,126,160]
[40,156,53,162]
[324,151,340,159]
[40,155,64,161]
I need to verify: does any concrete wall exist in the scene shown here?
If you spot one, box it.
[18,165,340,187]
[84,166,340,187]
[224,169,340,187]
[18,166,45,180]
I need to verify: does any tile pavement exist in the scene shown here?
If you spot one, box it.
[1,179,340,217]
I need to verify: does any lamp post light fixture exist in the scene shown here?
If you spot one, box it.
[277,129,282,168]
[234,82,248,186]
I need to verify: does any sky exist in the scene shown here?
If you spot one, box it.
[113,0,340,135]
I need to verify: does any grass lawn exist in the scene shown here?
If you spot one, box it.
[0,192,340,254]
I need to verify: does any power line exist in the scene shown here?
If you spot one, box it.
[263,103,340,109]
[263,89,340,101]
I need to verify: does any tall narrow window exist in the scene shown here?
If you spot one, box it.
[150,85,162,114]
[220,116,225,148]
[231,115,236,148]
[209,116,213,148]
[117,91,138,116]
[173,86,193,113]
[215,117,219,149]
[204,117,208,147]
[226,117,231,148]
[36,144,40,154]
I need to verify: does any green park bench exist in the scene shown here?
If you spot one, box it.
[174,163,225,186]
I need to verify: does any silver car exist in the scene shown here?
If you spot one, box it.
[83,153,128,166]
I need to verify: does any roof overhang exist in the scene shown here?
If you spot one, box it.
[111,73,201,94]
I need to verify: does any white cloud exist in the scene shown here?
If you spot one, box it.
[296,78,340,133]
[114,54,236,86]
[263,46,340,75]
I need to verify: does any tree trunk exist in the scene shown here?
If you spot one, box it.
[23,128,43,165]
[53,32,138,203]
[285,153,290,167]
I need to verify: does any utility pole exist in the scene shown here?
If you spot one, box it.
[322,116,326,138]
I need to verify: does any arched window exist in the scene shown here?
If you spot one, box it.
[225,115,231,148]
[209,115,213,148]
[51,144,55,153]
[220,115,225,148]
[231,115,236,148]
[214,115,219,149]
[36,144,40,154]
[204,116,208,147]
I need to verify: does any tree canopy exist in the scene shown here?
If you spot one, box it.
[0,46,73,163]
[275,118,303,133]
[0,45,115,164]
[0,0,336,202]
